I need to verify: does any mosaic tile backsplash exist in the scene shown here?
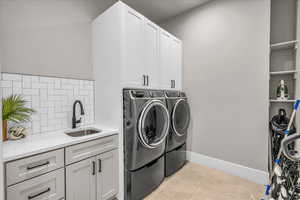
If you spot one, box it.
[1,73,95,135]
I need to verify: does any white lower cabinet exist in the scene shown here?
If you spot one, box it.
[96,150,118,200]
[65,135,118,165]
[66,150,118,200]
[66,157,96,200]
[6,149,64,186]
[5,136,119,200]
[7,168,65,200]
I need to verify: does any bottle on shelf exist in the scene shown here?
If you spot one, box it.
[276,80,289,101]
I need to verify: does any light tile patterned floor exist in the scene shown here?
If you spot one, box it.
[144,162,264,200]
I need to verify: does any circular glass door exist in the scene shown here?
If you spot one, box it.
[138,100,170,149]
[172,99,190,137]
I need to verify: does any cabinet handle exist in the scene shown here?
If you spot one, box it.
[170,80,175,88]
[28,187,50,199]
[92,161,96,175]
[146,75,149,86]
[27,161,50,170]
[98,159,102,173]
[173,80,176,88]
[143,75,146,86]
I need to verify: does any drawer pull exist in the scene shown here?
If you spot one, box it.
[146,75,149,86]
[92,161,96,175]
[143,75,146,86]
[28,187,50,199]
[27,161,50,170]
[98,159,102,173]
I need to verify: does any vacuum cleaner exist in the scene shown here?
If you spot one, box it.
[263,100,300,200]
[269,108,296,168]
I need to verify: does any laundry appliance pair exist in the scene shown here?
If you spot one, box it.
[123,89,190,200]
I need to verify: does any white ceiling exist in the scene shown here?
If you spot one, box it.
[0,0,213,27]
[89,0,213,23]
[122,0,213,22]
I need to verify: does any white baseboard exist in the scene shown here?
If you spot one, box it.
[186,151,268,185]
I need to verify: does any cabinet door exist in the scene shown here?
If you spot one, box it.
[144,18,160,89]
[170,37,182,90]
[96,150,118,200]
[160,30,182,90]
[159,30,173,89]
[66,157,96,200]
[123,6,146,88]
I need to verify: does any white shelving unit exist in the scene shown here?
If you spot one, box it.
[269,0,298,110]
[268,0,299,174]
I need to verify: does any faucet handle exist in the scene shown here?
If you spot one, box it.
[76,118,82,124]
[74,117,82,128]
[80,115,85,125]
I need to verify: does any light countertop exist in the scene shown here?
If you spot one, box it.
[2,125,119,162]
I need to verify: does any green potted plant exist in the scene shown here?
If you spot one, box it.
[2,95,35,141]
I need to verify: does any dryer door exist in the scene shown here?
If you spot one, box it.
[138,100,170,149]
[172,99,190,137]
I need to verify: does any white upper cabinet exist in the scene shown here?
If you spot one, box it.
[159,30,173,89]
[93,1,182,90]
[170,36,182,90]
[159,30,182,90]
[123,6,146,88]
[144,18,160,89]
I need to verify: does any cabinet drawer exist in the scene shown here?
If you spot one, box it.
[65,135,118,165]
[6,149,64,186]
[7,168,65,200]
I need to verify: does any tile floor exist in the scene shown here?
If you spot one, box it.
[145,162,264,200]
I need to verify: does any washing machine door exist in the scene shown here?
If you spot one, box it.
[172,99,190,137]
[138,100,170,149]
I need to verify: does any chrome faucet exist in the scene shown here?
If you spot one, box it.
[72,100,85,129]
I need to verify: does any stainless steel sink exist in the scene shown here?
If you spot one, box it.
[65,128,102,137]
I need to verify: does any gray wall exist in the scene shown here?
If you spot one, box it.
[0,0,116,80]
[161,0,270,171]
[0,52,3,200]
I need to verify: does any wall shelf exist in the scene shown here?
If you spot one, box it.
[270,70,297,75]
[270,99,295,103]
[270,40,298,50]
